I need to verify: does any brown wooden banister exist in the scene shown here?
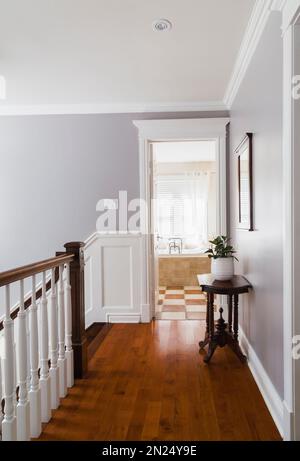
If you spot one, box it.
[64,242,87,378]
[0,254,74,288]
[0,241,87,378]
[0,266,60,331]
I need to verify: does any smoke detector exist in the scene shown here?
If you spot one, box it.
[152,19,172,32]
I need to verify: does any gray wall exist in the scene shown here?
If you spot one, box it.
[0,110,227,272]
[230,14,283,396]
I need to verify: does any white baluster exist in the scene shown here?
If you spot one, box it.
[64,263,74,388]
[1,285,17,441]
[39,272,51,422]
[26,313,30,392]
[49,268,59,409]
[28,275,41,437]
[13,341,17,410]
[58,265,67,397]
[0,355,3,428]
[16,279,30,440]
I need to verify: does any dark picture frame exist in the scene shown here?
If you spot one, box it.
[236,133,253,231]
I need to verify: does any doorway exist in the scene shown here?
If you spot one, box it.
[133,118,229,323]
[150,140,217,320]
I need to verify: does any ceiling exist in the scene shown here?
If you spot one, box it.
[154,141,216,163]
[0,0,255,111]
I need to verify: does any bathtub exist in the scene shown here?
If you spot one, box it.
[158,248,207,256]
[159,253,211,287]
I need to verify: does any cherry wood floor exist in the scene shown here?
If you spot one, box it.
[38,321,281,441]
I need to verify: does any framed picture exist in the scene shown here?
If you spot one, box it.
[236,133,253,231]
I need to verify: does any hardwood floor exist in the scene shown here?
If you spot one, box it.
[86,322,113,360]
[38,321,281,441]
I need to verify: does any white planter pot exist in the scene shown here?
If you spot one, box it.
[211,257,234,281]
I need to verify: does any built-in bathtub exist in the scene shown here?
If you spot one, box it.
[159,253,211,287]
[158,248,206,256]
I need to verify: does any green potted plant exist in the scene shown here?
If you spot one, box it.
[205,236,238,280]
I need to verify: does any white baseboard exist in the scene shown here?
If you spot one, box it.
[106,313,141,323]
[283,400,294,441]
[140,304,151,323]
[239,327,284,437]
[85,306,98,329]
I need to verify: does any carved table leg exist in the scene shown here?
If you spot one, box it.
[203,340,218,363]
[203,293,217,362]
[209,293,215,339]
[228,294,247,363]
[204,304,227,364]
[199,292,211,350]
[233,294,239,341]
[228,294,233,333]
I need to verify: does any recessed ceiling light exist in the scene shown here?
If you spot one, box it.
[152,19,172,32]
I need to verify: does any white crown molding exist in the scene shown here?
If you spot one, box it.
[0,100,227,116]
[282,0,300,32]
[223,0,279,109]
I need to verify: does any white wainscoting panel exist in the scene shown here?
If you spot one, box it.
[84,233,143,325]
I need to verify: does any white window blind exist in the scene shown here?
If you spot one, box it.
[157,179,187,237]
[156,173,209,243]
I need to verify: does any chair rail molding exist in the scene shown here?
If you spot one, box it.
[281,0,300,441]
[84,232,144,325]
[133,118,229,320]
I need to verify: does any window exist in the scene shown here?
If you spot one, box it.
[156,172,209,246]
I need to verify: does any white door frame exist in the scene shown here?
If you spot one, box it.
[133,118,229,321]
[281,0,300,441]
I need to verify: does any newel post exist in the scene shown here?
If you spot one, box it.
[64,242,87,379]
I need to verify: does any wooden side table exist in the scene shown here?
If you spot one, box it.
[197,274,252,364]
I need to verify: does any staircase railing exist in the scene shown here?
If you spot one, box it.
[0,241,87,441]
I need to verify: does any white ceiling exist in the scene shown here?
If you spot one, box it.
[154,141,216,163]
[0,0,255,111]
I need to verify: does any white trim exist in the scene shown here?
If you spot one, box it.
[281,0,300,441]
[239,327,284,437]
[140,304,151,323]
[282,0,300,32]
[223,0,281,109]
[133,118,229,322]
[282,22,294,442]
[272,0,288,12]
[0,101,227,117]
[106,314,141,323]
[83,232,143,325]
[84,231,142,250]
[133,118,230,139]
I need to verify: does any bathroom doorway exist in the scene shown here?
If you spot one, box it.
[151,140,217,320]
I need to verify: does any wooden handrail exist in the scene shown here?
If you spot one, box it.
[0,267,60,331]
[0,254,74,288]
[0,241,86,379]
